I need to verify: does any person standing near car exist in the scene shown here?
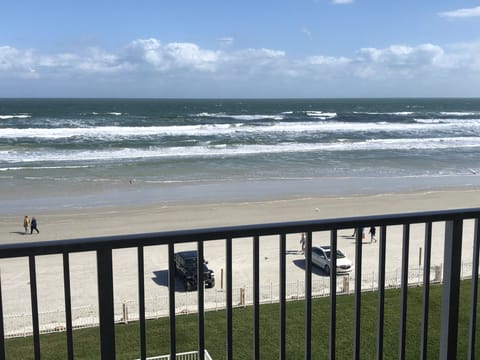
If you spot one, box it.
[369,226,376,243]
[300,232,306,254]
[30,217,39,234]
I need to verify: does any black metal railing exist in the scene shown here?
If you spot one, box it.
[0,208,479,359]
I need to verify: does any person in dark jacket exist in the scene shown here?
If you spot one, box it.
[30,217,39,234]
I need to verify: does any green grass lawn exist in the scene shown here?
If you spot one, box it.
[5,281,479,359]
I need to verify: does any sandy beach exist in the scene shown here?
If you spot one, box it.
[0,187,479,333]
[2,187,479,243]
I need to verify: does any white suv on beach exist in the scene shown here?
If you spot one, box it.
[309,245,353,275]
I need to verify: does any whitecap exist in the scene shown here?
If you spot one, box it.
[305,111,337,118]
[439,112,478,116]
[2,136,480,163]
[0,114,31,120]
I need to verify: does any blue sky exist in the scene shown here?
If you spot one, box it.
[1,0,480,98]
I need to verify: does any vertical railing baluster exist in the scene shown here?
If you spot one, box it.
[197,241,205,360]
[439,219,463,360]
[279,233,286,360]
[420,222,432,360]
[253,235,260,360]
[226,237,233,360]
[137,246,146,360]
[399,224,410,359]
[305,231,312,360]
[353,228,363,360]
[376,225,387,360]
[29,255,41,360]
[330,230,337,360]
[63,252,74,360]
[468,218,480,359]
[97,248,115,359]
[168,242,176,359]
[0,269,5,360]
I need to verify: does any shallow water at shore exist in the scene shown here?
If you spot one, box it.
[4,173,480,216]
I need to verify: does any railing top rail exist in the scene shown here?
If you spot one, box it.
[1,207,479,258]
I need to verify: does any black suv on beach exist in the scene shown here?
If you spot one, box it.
[173,251,215,291]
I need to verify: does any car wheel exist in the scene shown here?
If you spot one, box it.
[324,264,330,275]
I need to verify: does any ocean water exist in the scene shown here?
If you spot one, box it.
[1,98,480,215]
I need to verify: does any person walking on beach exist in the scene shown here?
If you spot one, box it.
[30,217,39,234]
[23,215,30,234]
[300,232,306,254]
[369,226,376,243]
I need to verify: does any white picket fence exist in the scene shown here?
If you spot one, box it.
[134,350,213,360]
[3,262,473,338]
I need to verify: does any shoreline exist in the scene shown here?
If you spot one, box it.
[3,173,480,217]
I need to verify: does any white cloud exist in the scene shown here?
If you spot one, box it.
[1,38,480,97]
[0,46,37,78]
[356,44,444,68]
[439,6,480,18]
[353,44,450,80]
[306,55,351,66]
[332,0,353,4]
[123,39,220,72]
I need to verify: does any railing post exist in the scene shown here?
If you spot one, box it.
[468,219,480,359]
[29,255,40,360]
[197,241,205,360]
[137,246,146,360]
[279,233,286,360]
[168,242,176,359]
[376,225,387,360]
[439,219,463,360]
[305,231,312,360]
[253,235,260,360]
[420,222,432,360]
[97,247,116,360]
[226,237,233,360]
[330,230,337,360]
[353,227,363,360]
[399,224,410,359]
[63,252,74,360]
[0,269,5,360]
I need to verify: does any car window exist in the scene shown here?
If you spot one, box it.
[184,257,197,269]
[312,248,322,256]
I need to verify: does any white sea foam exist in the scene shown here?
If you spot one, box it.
[0,114,31,120]
[2,119,480,139]
[2,137,479,163]
[305,111,337,118]
[439,112,478,116]
[414,118,480,124]
[195,112,284,121]
[353,111,414,116]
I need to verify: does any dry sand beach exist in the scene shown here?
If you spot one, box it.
[0,188,479,332]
